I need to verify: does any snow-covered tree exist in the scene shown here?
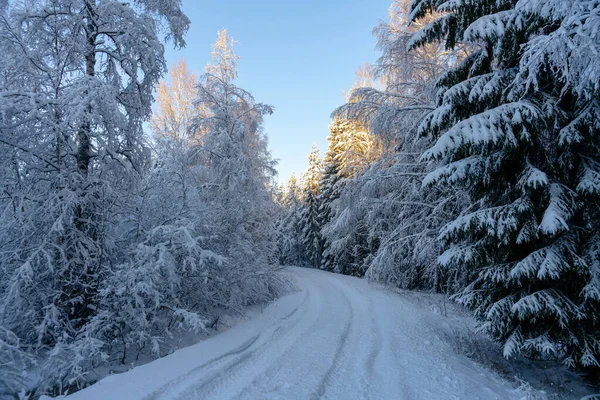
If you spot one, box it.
[322,0,462,287]
[318,152,343,271]
[151,59,205,145]
[190,29,281,282]
[277,173,309,266]
[338,0,456,140]
[0,326,32,398]
[410,0,600,376]
[299,145,324,268]
[328,117,380,178]
[0,0,189,393]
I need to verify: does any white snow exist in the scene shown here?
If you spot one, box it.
[44,268,527,400]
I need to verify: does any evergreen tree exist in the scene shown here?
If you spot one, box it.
[300,145,323,267]
[329,117,379,178]
[318,156,343,271]
[319,117,382,277]
[410,0,600,376]
[277,173,308,266]
[301,191,323,268]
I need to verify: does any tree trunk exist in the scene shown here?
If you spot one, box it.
[77,0,97,177]
[64,0,99,329]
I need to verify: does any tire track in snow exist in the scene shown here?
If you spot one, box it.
[67,268,526,400]
[331,276,383,400]
[365,295,383,380]
[167,272,326,399]
[145,288,312,400]
[357,286,384,399]
[142,333,261,400]
[309,278,354,400]
[216,270,356,399]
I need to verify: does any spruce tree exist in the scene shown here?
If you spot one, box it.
[301,191,323,268]
[319,118,380,276]
[410,0,600,375]
[277,173,308,266]
[300,145,324,268]
[318,121,347,271]
[318,158,343,271]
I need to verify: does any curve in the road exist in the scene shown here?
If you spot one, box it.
[64,267,524,400]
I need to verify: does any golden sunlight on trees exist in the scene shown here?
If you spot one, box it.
[151,59,203,145]
[301,145,322,194]
[328,117,381,178]
[206,28,239,83]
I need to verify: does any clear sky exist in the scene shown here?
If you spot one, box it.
[163,0,391,184]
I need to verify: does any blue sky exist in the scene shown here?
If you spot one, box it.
[164,0,391,184]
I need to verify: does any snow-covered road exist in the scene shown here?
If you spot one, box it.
[64,268,522,400]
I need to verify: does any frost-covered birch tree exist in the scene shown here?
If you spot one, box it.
[151,59,204,145]
[323,0,464,288]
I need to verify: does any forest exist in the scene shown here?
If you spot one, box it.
[1,0,599,398]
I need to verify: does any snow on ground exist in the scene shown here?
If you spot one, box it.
[45,268,579,400]
[386,289,595,400]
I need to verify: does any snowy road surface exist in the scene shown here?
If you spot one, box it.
[64,268,522,400]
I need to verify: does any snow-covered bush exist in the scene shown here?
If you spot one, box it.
[0,327,32,399]
[97,223,219,362]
